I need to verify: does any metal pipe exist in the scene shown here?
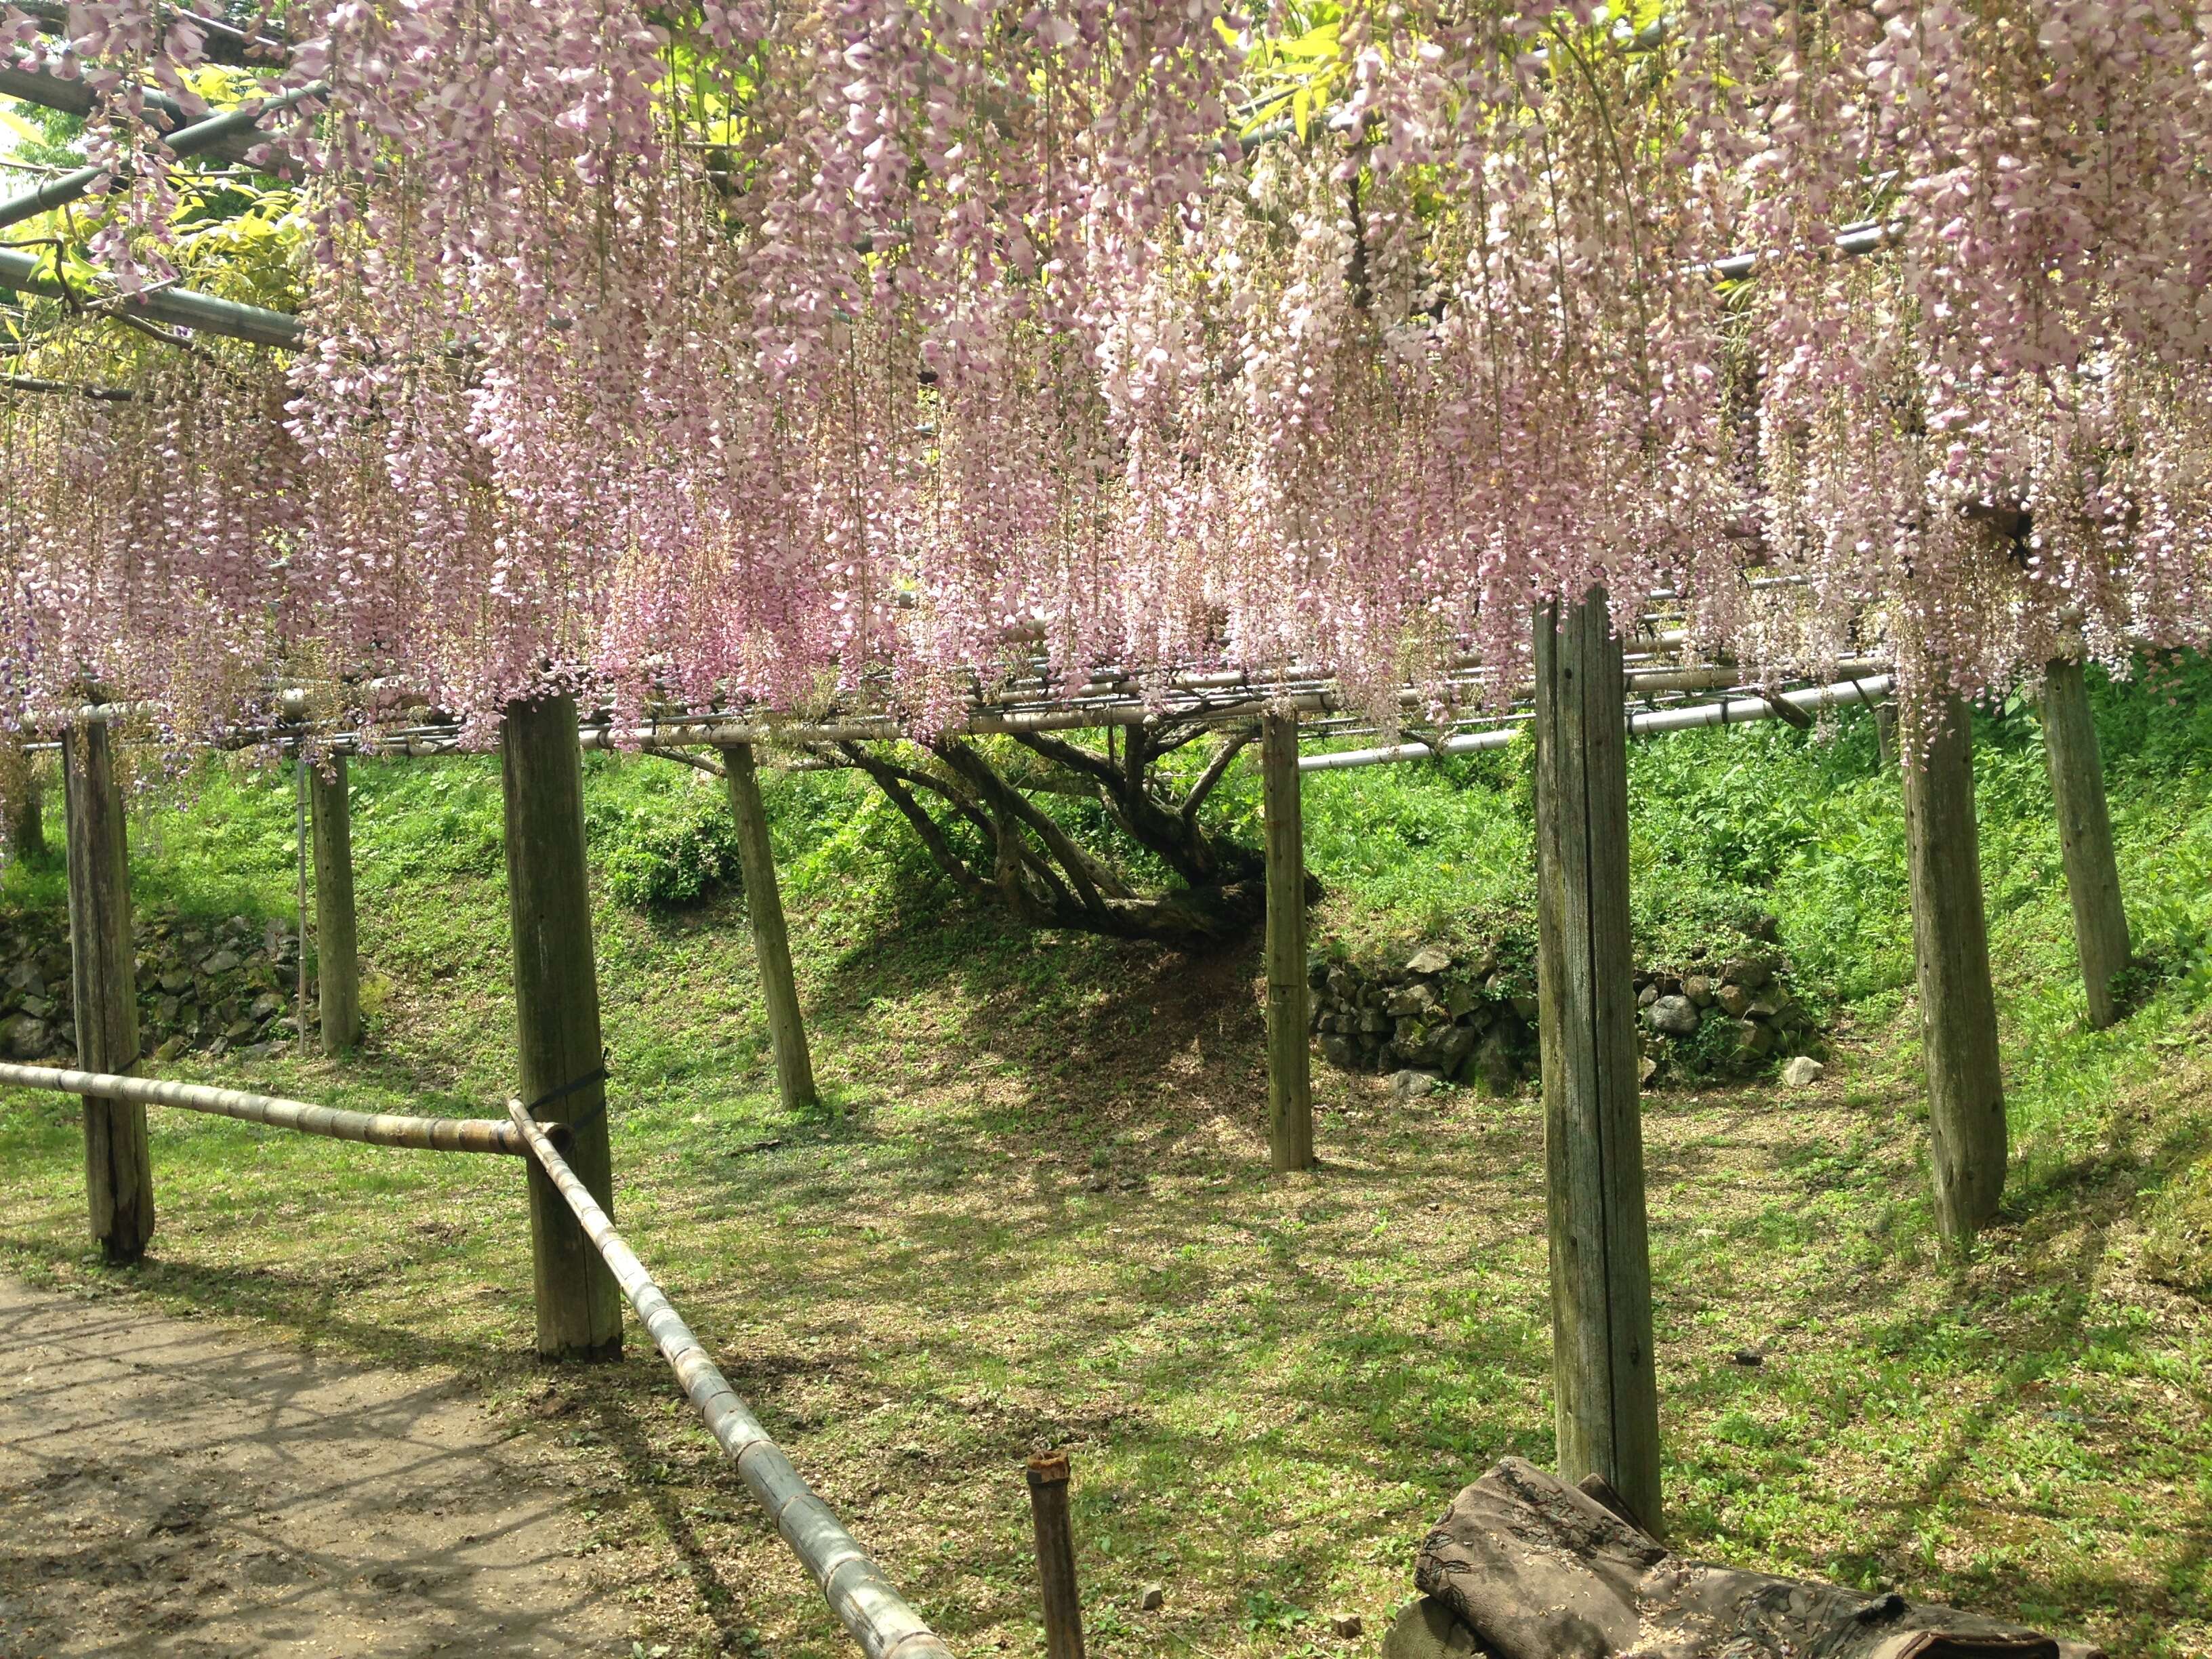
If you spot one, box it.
[1299,673,1894,772]
[506,1100,956,1659]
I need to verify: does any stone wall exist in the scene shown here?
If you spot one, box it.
[0,910,307,1065]
[1308,931,1819,1090]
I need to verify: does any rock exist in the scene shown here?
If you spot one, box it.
[159,970,192,994]
[1321,1035,1356,1069]
[1308,959,1332,991]
[1139,1583,1165,1612]
[1781,1054,1824,1088]
[1510,994,1538,1020]
[1432,1023,1479,1077]
[1645,995,1700,1037]
[1390,1068,1444,1102]
[1683,973,1715,1007]
[200,949,241,975]
[1721,954,1773,990]
[224,1018,258,1043]
[1443,981,1479,1018]
[1380,1597,1483,1658]
[1,1014,51,1059]
[3,963,42,996]
[249,992,285,1021]
[1406,943,1453,975]
[1470,1030,1519,1094]
[1636,981,1658,1008]
[18,995,53,1019]
[1732,1347,1765,1366]
[1715,983,1753,1018]
[1639,1053,1658,1086]
[206,1036,230,1059]
[1385,984,1441,1019]
[1357,1009,1389,1036]
[1736,1019,1775,1055]
[1332,1614,1365,1639]
[152,1035,188,1062]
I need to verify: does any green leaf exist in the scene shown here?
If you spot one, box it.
[1292,83,1311,141]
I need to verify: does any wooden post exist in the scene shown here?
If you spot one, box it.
[1261,710,1313,1172]
[0,741,44,863]
[1025,1450,1086,1659]
[1899,695,2007,1247]
[62,718,153,1265]
[2039,658,2130,1029]
[1532,592,1662,1536]
[1874,701,1900,771]
[503,695,623,1361]
[308,754,362,1054]
[718,742,817,1112]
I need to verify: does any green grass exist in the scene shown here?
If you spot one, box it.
[1,665,2209,1657]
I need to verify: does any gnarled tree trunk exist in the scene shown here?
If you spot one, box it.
[822,720,1275,944]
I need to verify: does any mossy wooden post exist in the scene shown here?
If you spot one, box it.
[62,716,153,1265]
[719,741,816,1112]
[2040,658,2130,1029]
[0,741,44,863]
[1532,592,1661,1536]
[1261,710,1313,1172]
[1025,1450,1086,1659]
[1899,695,2007,1248]
[308,754,361,1054]
[503,695,622,1361]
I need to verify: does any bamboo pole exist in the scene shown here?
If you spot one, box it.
[506,1100,956,1659]
[719,742,817,1112]
[2039,658,2130,1029]
[61,716,154,1265]
[1261,710,1313,1172]
[1025,1452,1086,1659]
[1532,592,1662,1537]
[1899,695,2007,1248]
[309,754,363,1053]
[0,1060,523,1153]
[503,695,623,1361]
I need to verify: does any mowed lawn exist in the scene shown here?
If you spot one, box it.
[1,723,2209,1658]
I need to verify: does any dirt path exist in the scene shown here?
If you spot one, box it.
[0,1278,634,1658]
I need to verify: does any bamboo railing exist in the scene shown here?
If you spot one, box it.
[0,1061,524,1154]
[507,1100,956,1659]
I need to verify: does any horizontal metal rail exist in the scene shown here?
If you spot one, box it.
[507,1100,954,1659]
[1300,672,1895,771]
[0,1060,525,1154]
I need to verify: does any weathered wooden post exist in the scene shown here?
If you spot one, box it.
[1025,1450,1086,1659]
[308,754,362,1054]
[1898,694,2007,1247]
[1261,709,1313,1172]
[62,716,154,1265]
[718,741,817,1112]
[1532,592,1662,1536]
[2039,657,2130,1029]
[0,741,45,863]
[503,695,623,1361]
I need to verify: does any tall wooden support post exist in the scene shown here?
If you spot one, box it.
[1899,696,2007,1248]
[2039,659,2130,1029]
[503,695,623,1361]
[0,741,44,863]
[719,742,817,1112]
[1532,593,1662,1536]
[62,719,154,1265]
[1261,710,1313,1172]
[1025,1451,1087,1659]
[308,755,362,1054]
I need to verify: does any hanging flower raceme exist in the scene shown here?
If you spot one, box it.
[14,1,2212,737]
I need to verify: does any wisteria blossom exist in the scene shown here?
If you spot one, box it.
[4,0,2211,739]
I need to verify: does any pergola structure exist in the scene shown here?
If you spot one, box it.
[0,8,2152,1613]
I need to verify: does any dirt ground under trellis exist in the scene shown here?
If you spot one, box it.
[0,1277,633,1658]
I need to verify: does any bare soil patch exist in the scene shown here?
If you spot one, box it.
[0,1277,632,1658]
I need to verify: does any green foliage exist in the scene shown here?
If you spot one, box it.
[583,766,743,912]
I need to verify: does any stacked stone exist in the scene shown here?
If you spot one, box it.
[0,910,306,1065]
[1307,943,1538,1093]
[1633,947,1816,1080]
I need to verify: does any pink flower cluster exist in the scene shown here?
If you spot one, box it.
[7,0,2212,741]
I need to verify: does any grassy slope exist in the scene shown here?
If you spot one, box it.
[1,672,2208,1658]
